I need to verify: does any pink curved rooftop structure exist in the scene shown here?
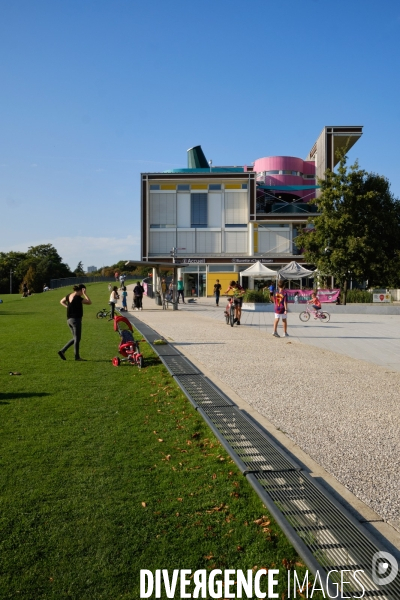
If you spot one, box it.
[254,156,316,201]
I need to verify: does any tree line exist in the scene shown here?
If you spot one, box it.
[0,246,153,294]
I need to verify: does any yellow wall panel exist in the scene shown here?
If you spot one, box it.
[206,273,238,297]
[191,184,208,190]
[225,184,241,189]
[160,184,176,190]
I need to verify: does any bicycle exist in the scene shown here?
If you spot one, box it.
[224,297,236,327]
[162,292,178,310]
[299,305,330,323]
[96,306,122,319]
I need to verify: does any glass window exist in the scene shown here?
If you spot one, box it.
[209,184,221,190]
[191,193,208,228]
[265,170,279,175]
[241,183,248,189]
[177,184,190,190]
[150,184,160,190]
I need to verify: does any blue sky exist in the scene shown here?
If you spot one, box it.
[1,0,400,270]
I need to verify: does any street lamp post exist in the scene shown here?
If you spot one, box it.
[10,268,13,294]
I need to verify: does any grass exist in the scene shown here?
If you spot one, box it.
[0,283,319,599]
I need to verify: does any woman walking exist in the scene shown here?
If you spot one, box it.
[58,284,92,361]
[109,286,119,320]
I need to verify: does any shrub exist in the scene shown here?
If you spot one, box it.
[344,289,373,303]
[243,290,270,303]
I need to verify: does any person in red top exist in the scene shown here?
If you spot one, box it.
[308,291,321,316]
[272,280,288,338]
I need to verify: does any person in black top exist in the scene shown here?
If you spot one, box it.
[58,284,92,361]
[213,279,222,307]
[133,281,145,310]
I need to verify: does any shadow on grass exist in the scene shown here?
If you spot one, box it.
[0,312,38,316]
[0,392,51,405]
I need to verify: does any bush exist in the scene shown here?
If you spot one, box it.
[344,289,373,303]
[243,290,270,303]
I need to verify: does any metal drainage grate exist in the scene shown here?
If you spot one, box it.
[160,355,200,376]
[198,407,299,474]
[149,343,180,356]
[127,317,157,337]
[247,471,400,599]
[174,374,233,409]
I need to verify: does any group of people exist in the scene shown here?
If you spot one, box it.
[218,278,323,337]
[108,280,145,313]
[57,275,326,362]
[160,277,185,304]
[58,279,146,361]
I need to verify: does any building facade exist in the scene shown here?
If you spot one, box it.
[140,127,362,297]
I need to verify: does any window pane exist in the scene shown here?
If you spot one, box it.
[191,193,208,227]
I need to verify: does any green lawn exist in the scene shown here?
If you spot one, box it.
[0,283,315,599]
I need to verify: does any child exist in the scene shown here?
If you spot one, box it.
[294,291,299,304]
[121,286,127,311]
[272,280,288,338]
[308,291,321,315]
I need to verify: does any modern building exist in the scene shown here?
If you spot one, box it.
[140,127,362,297]
[87,266,97,273]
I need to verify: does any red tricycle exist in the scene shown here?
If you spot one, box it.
[112,315,144,368]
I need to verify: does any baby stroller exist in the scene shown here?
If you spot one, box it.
[112,315,144,368]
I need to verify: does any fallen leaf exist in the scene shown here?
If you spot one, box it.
[141,502,147,507]
[212,473,217,480]
[158,439,163,442]
[177,498,183,502]
[165,455,171,461]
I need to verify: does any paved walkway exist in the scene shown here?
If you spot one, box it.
[127,294,400,532]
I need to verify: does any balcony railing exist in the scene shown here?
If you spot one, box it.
[256,202,319,215]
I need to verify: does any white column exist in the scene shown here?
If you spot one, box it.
[152,268,159,294]
[248,222,254,256]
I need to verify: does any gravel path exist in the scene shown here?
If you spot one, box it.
[130,297,400,526]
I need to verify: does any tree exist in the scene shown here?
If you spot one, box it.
[296,153,400,302]
[0,251,28,294]
[74,261,85,275]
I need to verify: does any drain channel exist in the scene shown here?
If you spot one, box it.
[128,315,399,599]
